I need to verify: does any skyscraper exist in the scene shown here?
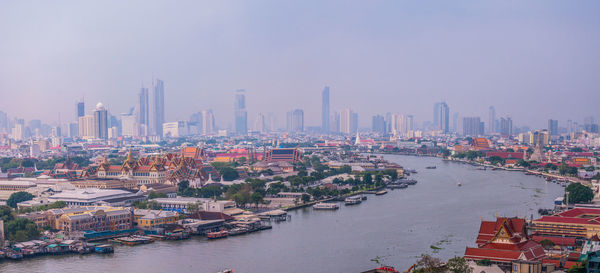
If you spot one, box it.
[488,106,496,134]
[372,115,386,134]
[254,113,266,133]
[202,110,215,135]
[500,117,513,137]
[548,119,559,136]
[321,86,330,133]
[438,102,449,133]
[138,85,150,136]
[77,101,85,118]
[433,102,441,129]
[463,117,482,136]
[153,79,165,137]
[287,109,304,132]
[121,113,138,137]
[234,89,247,135]
[340,109,357,134]
[78,115,95,139]
[93,102,108,139]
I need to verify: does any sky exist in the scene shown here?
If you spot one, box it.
[0,0,599,130]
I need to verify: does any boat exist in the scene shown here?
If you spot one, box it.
[388,183,408,189]
[94,244,114,254]
[457,182,462,187]
[113,235,154,246]
[361,195,368,200]
[345,196,362,205]
[313,202,339,210]
[375,190,388,195]
[397,179,417,185]
[207,230,229,239]
[425,166,436,169]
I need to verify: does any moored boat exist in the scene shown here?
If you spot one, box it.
[207,230,229,239]
[313,202,339,210]
[425,166,436,169]
[345,196,362,205]
[375,190,388,195]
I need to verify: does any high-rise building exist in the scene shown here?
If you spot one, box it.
[234,89,247,135]
[439,102,449,133]
[372,115,386,134]
[121,113,138,137]
[451,112,459,133]
[488,106,496,134]
[321,86,330,133]
[77,101,85,118]
[266,113,276,132]
[254,113,266,133]
[78,115,95,139]
[138,86,150,136]
[68,122,78,138]
[332,112,340,133]
[153,79,165,137]
[500,117,513,137]
[93,102,108,139]
[340,109,357,134]
[463,117,482,136]
[286,109,304,132]
[433,102,449,133]
[0,111,7,133]
[202,110,215,135]
[548,119,559,136]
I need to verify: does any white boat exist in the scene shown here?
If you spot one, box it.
[457,182,462,187]
[313,202,339,210]
[345,196,362,205]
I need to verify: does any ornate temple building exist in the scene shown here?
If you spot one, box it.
[95,148,217,187]
[464,217,546,267]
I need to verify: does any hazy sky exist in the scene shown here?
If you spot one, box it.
[1,1,599,129]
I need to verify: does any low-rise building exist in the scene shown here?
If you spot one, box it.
[47,188,145,206]
[56,206,133,232]
[134,209,178,229]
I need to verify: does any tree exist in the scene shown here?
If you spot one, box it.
[301,193,311,203]
[7,191,34,208]
[488,156,505,166]
[446,257,473,273]
[178,180,190,193]
[148,191,168,199]
[517,159,530,168]
[220,167,239,181]
[250,192,264,208]
[559,164,569,175]
[363,173,373,184]
[416,254,444,273]
[4,218,39,242]
[565,183,594,204]
[187,202,200,213]
[232,193,247,207]
[539,239,555,249]
[237,157,247,165]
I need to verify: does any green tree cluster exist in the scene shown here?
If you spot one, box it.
[7,191,34,208]
[565,183,594,204]
[0,205,40,242]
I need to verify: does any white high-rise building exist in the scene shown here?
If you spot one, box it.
[78,115,95,139]
[153,79,165,137]
[121,114,138,137]
[202,110,215,135]
[254,113,266,133]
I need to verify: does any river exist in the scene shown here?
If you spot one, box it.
[0,155,565,273]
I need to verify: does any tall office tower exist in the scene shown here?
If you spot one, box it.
[153,79,165,137]
[340,109,357,134]
[332,112,340,133]
[0,111,8,133]
[385,112,392,133]
[93,102,108,139]
[433,102,441,128]
[372,115,386,134]
[77,101,85,118]
[451,112,459,133]
[78,115,95,139]
[438,102,449,133]
[188,112,203,135]
[121,113,138,137]
[68,122,78,138]
[548,119,559,136]
[202,110,215,135]
[321,86,330,133]
[390,114,403,135]
[291,109,304,132]
[254,113,266,133]
[234,89,247,135]
[138,86,150,136]
[584,116,598,133]
[566,120,574,134]
[28,119,42,136]
[406,115,414,132]
[266,113,276,132]
[499,117,513,137]
[10,124,24,141]
[488,106,496,134]
[462,117,482,136]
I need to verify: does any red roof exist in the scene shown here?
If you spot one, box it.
[532,235,576,247]
[563,261,581,269]
[542,259,561,267]
[464,247,522,262]
[486,151,525,160]
[535,215,600,226]
[557,208,600,218]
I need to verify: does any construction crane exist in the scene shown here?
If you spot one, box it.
[404,264,416,273]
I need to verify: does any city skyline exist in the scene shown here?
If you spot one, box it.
[1,1,599,128]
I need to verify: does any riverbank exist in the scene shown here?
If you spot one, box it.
[0,155,565,273]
